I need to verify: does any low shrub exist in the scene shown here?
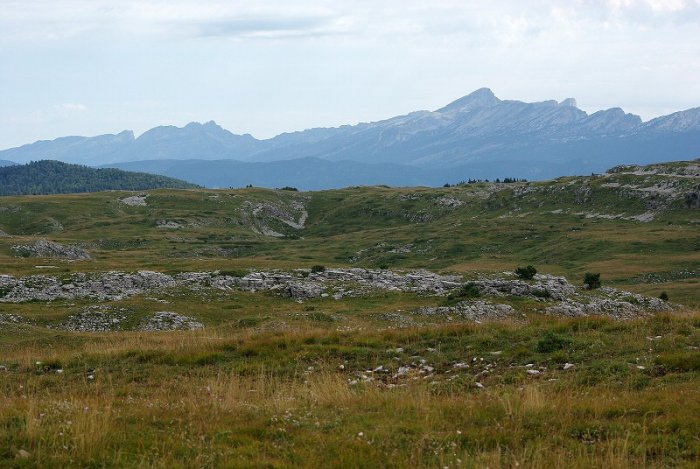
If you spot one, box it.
[583,272,601,289]
[536,331,572,353]
[515,265,537,280]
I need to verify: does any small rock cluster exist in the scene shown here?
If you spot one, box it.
[0,314,29,326]
[156,220,183,229]
[413,301,517,322]
[56,305,130,332]
[139,312,203,331]
[545,287,670,319]
[471,274,576,301]
[0,270,175,303]
[54,307,204,332]
[242,198,309,237]
[436,196,464,208]
[119,195,148,206]
[11,239,91,260]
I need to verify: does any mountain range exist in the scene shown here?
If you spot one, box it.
[1,88,699,189]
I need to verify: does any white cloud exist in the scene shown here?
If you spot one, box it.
[55,103,87,112]
[2,0,699,43]
[0,0,698,147]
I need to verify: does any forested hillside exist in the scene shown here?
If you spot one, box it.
[0,160,198,195]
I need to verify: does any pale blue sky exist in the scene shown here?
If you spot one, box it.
[1,0,699,149]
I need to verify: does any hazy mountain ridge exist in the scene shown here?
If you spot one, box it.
[106,157,575,190]
[1,88,698,188]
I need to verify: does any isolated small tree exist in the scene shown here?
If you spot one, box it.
[583,272,601,290]
[659,291,669,301]
[515,265,537,280]
[443,282,481,305]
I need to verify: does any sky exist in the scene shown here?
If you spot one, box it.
[1,0,699,149]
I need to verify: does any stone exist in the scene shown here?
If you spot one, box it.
[471,274,575,301]
[119,195,148,206]
[55,305,131,332]
[282,282,324,300]
[139,312,204,331]
[413,300,516,322]
[12,239,90,260]
[0,267,675,325]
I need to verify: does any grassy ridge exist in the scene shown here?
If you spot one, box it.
[0,162,697,305]
[0,160,198,196]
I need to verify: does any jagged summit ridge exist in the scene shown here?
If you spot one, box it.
[436,87,501,113]
[0,88,698,184]
[559,98,578,108]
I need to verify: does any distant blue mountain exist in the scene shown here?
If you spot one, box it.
[105,157,592,191]
[2,88,699,187]
[0,160,15,167]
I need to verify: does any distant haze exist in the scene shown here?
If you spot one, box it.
[1,0,700,150]
[2,88,698,189]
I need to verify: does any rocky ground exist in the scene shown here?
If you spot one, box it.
[243,197,310,237]
[45,306,204,332]
[413,301,518,323]
[0,268,673,332]
[11,239,90,260]
[119,195,148,206]
[0,313,28,326]
[139,312,204,331]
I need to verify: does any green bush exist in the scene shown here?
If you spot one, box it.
[310,265,326,273]
[536,331,572,353]
[515,265,537,280]
[583,272,601,290]
[656,352,700,372]
[659,291,669,301]
[444,283,481,305]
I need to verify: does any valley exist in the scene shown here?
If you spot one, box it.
[0,160,698,467]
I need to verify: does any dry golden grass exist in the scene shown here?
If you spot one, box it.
[1,313,698,468]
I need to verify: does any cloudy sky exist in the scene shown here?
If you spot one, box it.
[1,0,699,149]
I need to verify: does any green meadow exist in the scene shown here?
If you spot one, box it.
[0,161,698,467]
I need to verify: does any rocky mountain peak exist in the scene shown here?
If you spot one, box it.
[644,107,700,132]
[436,87,501,113]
